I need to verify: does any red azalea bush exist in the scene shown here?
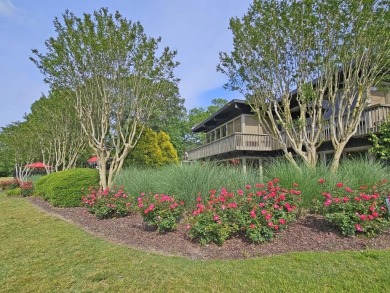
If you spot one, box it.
[188,179,301,245]
[82,186,132,219]
[20,181,34,197]
[136,193,185,233]
[0,179,20,190]
[319,179,390,236]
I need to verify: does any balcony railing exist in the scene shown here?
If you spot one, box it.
[187,104,390,161]
[187,133,278,161]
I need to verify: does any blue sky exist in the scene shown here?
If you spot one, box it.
[0,0,252,128]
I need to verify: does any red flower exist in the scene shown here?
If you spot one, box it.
[196,196,202,202]
[355,224,363,232]
[324,199,332,206]
[318,178,325,184]
[372,212,379,218]
[255,183,265,188]
[213,215,220,221]
[250,210,256,219]
[227,202,238,209]
[279,218,286,225]
[245,184,252,190]
[250,224,256,229]
[336,182,343,188]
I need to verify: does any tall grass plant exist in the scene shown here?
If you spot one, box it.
[264,156,390,206]
[115,162,260,207]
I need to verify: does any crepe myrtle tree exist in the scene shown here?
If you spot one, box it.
[26,90,88,172]
[218,0,390,172]
[0,122,39,180]
[31,8,179,188]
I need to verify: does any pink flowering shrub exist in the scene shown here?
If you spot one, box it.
[0,179,20,190]
[82,186,131,219]
[136,193,185,233]
[20,181,34,197]
[319,179,390,236]
[188,179,301,245]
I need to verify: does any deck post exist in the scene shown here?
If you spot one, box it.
[242,157,247,174]
[258,158,263,183]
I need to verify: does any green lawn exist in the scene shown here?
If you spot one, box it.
[1,191,390,292]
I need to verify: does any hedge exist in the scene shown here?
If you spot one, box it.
[35,168,99,207]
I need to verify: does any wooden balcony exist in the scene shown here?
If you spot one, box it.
[187,133,278,161]
[187,104,390,161]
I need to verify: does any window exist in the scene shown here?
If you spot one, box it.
[234,118,241,132]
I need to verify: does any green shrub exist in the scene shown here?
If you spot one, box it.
[35,168,99,207]
[6,188,21,196]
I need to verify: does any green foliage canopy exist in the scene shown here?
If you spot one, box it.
[30,8,180,188]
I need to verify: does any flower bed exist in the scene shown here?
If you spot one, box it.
[188,179,301,245]
[319,179,390,236]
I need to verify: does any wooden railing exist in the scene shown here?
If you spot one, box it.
[187,133,277,161]
[187,105,390,161]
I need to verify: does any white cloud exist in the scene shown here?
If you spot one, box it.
[0,0,18,18]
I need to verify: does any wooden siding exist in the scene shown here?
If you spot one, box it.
[188,105,390,161]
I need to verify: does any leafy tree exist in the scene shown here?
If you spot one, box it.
[0,122,40,180]
[370,117,390,159]
[219,0,390,171]
[147,82,187,157]
[26,90,88,172]
[157,131,179,165]
[125,127,163,167]
[125,127,178,167]
[31,8,179,188]
[185,98,228,150]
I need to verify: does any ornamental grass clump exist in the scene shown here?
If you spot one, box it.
[82,187,132,219]
[319,179,390,236]
[188,179,301,245]
[136,193,185,233]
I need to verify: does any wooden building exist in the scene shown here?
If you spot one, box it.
[187,90,390,171]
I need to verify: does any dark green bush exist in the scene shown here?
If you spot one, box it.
[35,168,99,207]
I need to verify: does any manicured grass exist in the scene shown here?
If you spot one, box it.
[1,191,390,292]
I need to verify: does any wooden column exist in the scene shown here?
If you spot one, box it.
[258,158,263,183]
[242,157,247,174]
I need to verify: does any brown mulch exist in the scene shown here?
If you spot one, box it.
[28,196,390,260]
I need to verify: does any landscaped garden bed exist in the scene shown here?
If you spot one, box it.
[28,195,390,260]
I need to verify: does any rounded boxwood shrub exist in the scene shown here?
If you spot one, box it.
[35,168,99,207]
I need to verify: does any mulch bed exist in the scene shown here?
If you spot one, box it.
[28,196,390,260]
